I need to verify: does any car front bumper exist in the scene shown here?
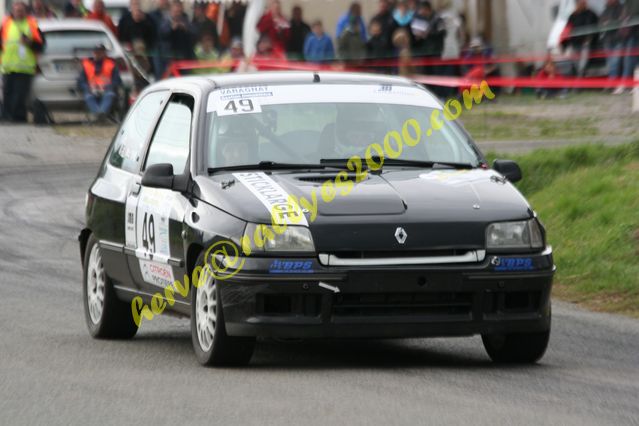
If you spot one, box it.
[217,247,554,339]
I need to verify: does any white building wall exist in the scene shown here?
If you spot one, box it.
[505,0,559,55]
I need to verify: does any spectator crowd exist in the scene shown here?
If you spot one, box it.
[15,0,639,83]
[16,0,472,79]
[2,0,639,122]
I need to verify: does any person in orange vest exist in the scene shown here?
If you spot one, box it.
[77,44,122,122]
[0,1,45,122]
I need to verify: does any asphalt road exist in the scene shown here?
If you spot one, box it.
[1,125,638,425]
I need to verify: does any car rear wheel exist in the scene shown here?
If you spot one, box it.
[191,253,255,366]
[83,235,138,339]
[481,328,550,364]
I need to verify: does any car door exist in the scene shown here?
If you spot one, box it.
[90,89,169,289]
[127,93,195,300]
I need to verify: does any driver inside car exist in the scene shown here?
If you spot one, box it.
[330,105,385,158]
[213,116,259,167]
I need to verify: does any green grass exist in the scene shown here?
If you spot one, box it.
[491,141,639,316]
[461,111,599,141]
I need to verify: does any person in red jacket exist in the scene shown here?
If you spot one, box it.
[87,0,117,37]
[257,0,290,54]
[536,58,567,99]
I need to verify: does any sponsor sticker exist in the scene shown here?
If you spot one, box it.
[218,85,273,100]
[207,84,442,114]
[136,189,173,260]
[233,172,308,226]
[139,259,175,288]
[124,193,137,249]
[419,169,491,186]
[492,257,535,272]
[269,259,314,274]
[208,85,271,116]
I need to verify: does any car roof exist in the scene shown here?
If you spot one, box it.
[147,71,424,97]
[208,72,420,88]
[38,18,111,32]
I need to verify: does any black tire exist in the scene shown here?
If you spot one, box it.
[482,328,550,364]
[191,252,255,366]
[82,234,138,339]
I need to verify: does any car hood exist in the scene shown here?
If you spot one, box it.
[194,168,532,252]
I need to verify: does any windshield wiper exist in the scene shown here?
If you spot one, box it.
[379,158,476,169]
[208,161,329,174]
[320,157,475,170]
[319,158,370,168]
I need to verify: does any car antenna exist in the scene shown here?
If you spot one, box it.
[313,72,320,83]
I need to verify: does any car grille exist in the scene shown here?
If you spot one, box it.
[330,250,466,259]
[332,292,473,317]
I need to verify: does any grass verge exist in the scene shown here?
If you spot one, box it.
[462,111,599,141]
[489,142,639,317]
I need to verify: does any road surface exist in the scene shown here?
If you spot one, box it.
[1,125,638,425]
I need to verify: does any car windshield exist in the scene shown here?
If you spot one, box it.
[43,30,114,56]
[205,84,481,169]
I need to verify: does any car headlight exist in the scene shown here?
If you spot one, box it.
[486,220,544,250]
[244,223,315,253]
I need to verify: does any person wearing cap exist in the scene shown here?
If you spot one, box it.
[1,1,45,122]
[77,44,122,122]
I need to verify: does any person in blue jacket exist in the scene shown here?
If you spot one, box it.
[336,2,367,42]
[304,20,334,63]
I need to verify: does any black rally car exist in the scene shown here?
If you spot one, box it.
[80,72,554,366]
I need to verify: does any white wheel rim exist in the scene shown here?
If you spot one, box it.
[196,274,217,352]
[86,244,106,324]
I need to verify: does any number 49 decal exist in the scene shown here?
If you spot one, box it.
[141,212,155,254]
[219,98,262,116]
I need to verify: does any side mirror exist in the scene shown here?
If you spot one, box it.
[142,163,174,190]
[493,159,523,183]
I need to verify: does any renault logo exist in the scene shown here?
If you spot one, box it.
[394,227,408,244]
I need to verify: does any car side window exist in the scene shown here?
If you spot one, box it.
[144,94,194,174]
[108,91,167,173]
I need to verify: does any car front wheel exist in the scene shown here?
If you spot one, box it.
[191,253,255,367]
[82,234,138,339]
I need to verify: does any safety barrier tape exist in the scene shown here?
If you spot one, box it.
[166,57,639,88]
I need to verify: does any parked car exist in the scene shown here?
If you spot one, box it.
[80,72,554,366]
[31,19,134,123]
